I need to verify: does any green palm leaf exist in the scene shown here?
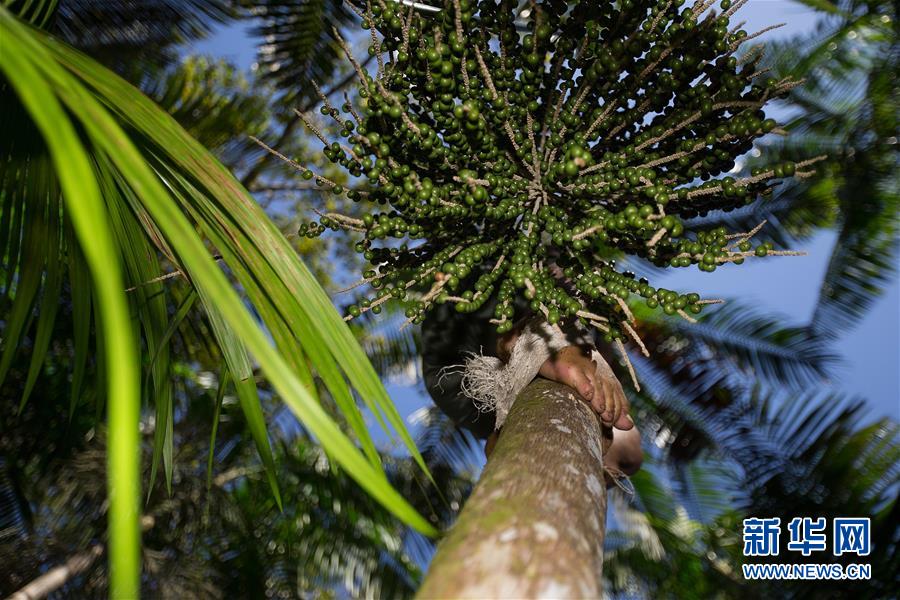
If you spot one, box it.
[810,192,899,336]
[1,18,143,595]
[351,305,422,382]
[755,1,899,336]
[744,392,899,598]
[635,301,835,407]
[604,463,743,598]
[2,6,436,596]
[668,302,835,388]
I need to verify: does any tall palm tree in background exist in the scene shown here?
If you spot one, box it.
[1,0,897,597]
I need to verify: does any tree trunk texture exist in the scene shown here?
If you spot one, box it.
[417,379,607,599]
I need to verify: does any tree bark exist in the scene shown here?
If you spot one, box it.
[417,379,608,599]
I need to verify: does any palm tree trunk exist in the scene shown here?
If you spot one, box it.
[417,379,607,599]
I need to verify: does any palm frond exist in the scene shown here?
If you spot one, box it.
[750,393,900,515]
[810,200,899,336]
[51,0,235,71]
[668,460,738,524]
[671,302,835,388]
[635,300,835,409]
[391,405,480,570]
[352,304,422,384]
[790,0,846,15]
[756,0,900,336]
[2,9,438,593]
[2,358,442,599]
[407,405,483,479]
[213,441,423,599]
[604,464,744,598]
[629,366,782,470]
[144,56,273,169]
[743,392,900,598]
[243,0,356,103]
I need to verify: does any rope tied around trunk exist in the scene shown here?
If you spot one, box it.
[448,317,633,493]
[459,317,579,428]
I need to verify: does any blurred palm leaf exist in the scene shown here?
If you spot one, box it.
[750,1,897,337]
[626,300,834,463]
[744,392,900,598]
[631,371,782,473]
[406,406,483,479]
[604,463,744,598]
[810,180,898,337]
[749,393,900,517]
[47,0,235,72]
[243,0,356,103]
[655,302,834,392]
[390,405,480,571]
[631,302,835,468]
[144,56,273,169]
[687,1,897,338]
[350,305,422,384]
[607,389,899,597]
[224,441,423,599]
[2,367,479,598]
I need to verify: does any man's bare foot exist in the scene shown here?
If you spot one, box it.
[539,346,634,430]
[494,326,641,474]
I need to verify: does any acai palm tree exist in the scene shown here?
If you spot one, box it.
[1,0,896,597]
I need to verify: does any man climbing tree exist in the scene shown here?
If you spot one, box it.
[265,0,821,593]
[421,295,643,479]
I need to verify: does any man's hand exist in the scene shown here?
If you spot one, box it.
[539,346,634,430]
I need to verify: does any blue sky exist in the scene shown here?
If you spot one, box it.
[192,1,899,428]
